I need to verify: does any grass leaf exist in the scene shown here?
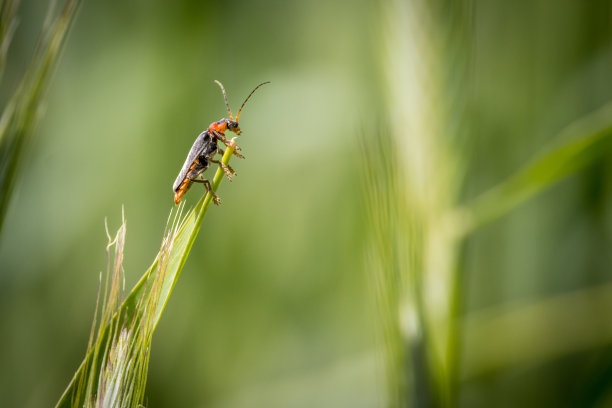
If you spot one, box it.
[55,141,238,407]
[0,0,81,233]
[451,101,612,237]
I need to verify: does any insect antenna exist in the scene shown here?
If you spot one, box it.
[235,81,270,121]
[214,80,233,120]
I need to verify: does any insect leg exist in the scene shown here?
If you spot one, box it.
[217,148,238,173]
[211,130,245,158]
[185,160,207,181]
[211,129,230,144]
[215,149,237,176]
[191,178,221,205]
[210,158,235,180]
[231,149,245,159]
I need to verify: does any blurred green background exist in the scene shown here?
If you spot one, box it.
[1,0,612,407]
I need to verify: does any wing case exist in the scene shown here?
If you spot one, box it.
[173,131,212,192]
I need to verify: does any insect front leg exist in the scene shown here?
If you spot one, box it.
[191,178,221,205]
[231,149,245,159]
[212,130,245,158]
[211,129,230,144]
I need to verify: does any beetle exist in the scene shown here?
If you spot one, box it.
[173,80,270,205]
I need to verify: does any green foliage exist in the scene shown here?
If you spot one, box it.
[0,0,81,232]
[56,144,237,407]
[453,101,612,237]
[1,1,611,407]
[365,101,612,406]
[366,1,612,407]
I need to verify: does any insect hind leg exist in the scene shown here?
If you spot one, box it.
[185,161,207,180]
[191,177,221,205]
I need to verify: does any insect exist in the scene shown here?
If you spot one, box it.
[173,80,270,205]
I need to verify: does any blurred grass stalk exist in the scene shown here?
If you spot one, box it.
[56,143,237,407]
[367,0,471,406]
[367,0,612,407]
[0,0,81,233]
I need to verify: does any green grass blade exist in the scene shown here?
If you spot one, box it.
[55,141,237,408]
[0,0,81,233]
[0,0,20,83]
[451,102,612,237]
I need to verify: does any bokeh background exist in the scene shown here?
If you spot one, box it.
[1,0,612,407]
